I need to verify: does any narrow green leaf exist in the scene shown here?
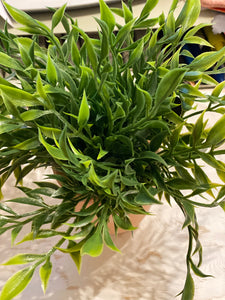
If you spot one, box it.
[176,0,201,30]
[103,223,121,252]
[125,40,144,69]
[39,258,52,294]
[13,137,40,151]
[182,200,195,225]
[198,152,225,171]
[0,52,23,71]
[189,48,225,72]
[7,197,47,208]
[46,51,58,86]
[0,85,41,107]
[122,2,133,23]
[113,214,137,231]
[0,124,22,135]
[17,230,60,245]
[81,230,104,257]
[71,36,80,67]
[113,18,136,46]
[78,90,90,128]
[52,4,66,31]
[190,259,212,278]
[154,68,187,113]
[3,1,38,27]
[38,125,62,139]
[64,224,94,241]
[99,0,116,32]
[192,111,205,146]
[68,245,82,273]
[20,110,52,121]
[2,254,44,265]
[179,84,206,98]
[138,151,167,167]
[166,178,197,190]
[0,266,35,300]
[205,114,225,146]
[36,73,54,109]
[135,184,161,205]
[64,214,95,228]
[183,36,212,48]
[133,18,158,29]
[74,26,98,72]
[211,81,225,97]
[11,226,23,246]
[181,271,195,300]
[139,0,159,20]
[38,128,67,160]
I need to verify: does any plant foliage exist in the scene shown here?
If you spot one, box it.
[0,0,225,298]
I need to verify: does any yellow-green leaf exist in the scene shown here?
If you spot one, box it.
[52,4,67,31]
[206,114,225,146]
[139,0,158,20]
[39,258,52,294]
[0,266,35,300]
[78,90,90,128]
[0,53,23,71]
[38,128,67,160]
[99,0,116,32]
[2,254,44,265]
[176,0,200,30]
[0,85,41,107]
[3,1,38,27]
[46,52,58,86]
[20,109,52,121]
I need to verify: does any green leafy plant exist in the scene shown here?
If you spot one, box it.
[0,0,225,298]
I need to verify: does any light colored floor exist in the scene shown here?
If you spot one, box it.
[0,169,225,300]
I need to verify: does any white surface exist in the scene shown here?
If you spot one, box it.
[6,0,120,11]
[0,168,225,300]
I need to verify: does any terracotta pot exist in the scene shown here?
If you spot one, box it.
[53,167,150,235]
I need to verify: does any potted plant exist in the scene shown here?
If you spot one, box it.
[0,0,225,298]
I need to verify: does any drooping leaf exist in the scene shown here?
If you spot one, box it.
[135,184,161,205]
[181,271,195,300]
[113,214,137,231]
[192,111,205,146]
[205,114,225,146]
[81,229,104,257]
[103,223,121,252]
[39,258,52,294]
[69,248,82,274]
[0,266,35,300]
[38,128,67,160]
